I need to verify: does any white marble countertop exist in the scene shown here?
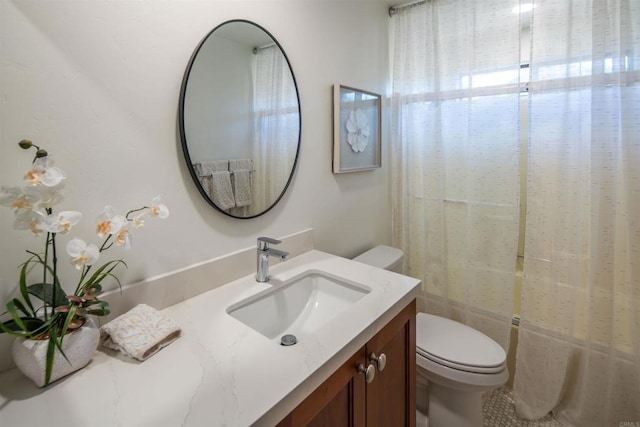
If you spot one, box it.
[0,250,420,426]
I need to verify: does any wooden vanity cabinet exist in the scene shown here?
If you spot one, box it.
[277,300,416,427]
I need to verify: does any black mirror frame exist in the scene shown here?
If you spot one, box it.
[178,19,302,219]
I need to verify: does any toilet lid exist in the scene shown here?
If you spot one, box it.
[353,245,403,270]
[416,313,506,374]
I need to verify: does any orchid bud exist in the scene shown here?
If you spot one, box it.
[18,139,33,149]
[35,149,48,158]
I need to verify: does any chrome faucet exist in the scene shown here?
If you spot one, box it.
[256,237,289,282]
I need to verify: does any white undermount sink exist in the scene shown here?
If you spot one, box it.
[226,270,371,343]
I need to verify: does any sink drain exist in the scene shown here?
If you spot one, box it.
[280,334,297,346]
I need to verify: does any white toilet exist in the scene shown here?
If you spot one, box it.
[353,245,508,427]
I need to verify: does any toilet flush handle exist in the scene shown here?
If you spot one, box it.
[369,353,387,371]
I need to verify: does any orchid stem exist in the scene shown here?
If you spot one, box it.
[99,235,113,252]
[75,234,114,295]
[43,232,50,320]
[126,206,149,219]
[51,232,58,313]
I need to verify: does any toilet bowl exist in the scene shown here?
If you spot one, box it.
[353,245,508,427]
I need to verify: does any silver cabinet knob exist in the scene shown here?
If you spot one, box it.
[369,352,387,371]
[357,363,376,383]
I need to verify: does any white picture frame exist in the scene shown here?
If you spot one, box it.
[332,84,382,173]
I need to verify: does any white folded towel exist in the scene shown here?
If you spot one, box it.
[230,205,250,217]
[211,171,236,210]
[198,174,213,199]
[229,158,252,171]
[199,160,229,175]
[99,304,181,361]
[232,169,252,208]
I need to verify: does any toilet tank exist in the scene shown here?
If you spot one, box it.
[353,245,404,273]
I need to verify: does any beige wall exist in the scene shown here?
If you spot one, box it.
[0,1,392,373]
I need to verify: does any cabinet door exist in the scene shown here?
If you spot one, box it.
[277,348,366,427]
[276,299,416,427]
[365,300,416,427]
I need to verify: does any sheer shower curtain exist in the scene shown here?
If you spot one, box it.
[514,1,640,425]
[252,46,299,213]
[391,0,639,424]
[390,0,521,349]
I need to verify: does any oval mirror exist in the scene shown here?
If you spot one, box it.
[179,20,301,218]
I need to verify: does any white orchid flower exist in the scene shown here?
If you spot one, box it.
[40,211,82,234]
[0,186,37,215]
[132,196,169,228]
[96,206,126,238]
[114,222,132,250]
[24,157,65,188]
[66,238,99,270]
[132,211,147,229]
[34,185,65,209]
[13,210,47,236]
[149,196,169,219]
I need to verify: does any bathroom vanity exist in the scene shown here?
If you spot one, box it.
[277,301,416,426]
[0,249,420,426]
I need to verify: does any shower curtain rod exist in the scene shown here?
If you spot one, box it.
[252,43,276,54]
[388,0,427,17]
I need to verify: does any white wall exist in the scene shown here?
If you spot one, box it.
[185,33,255,161]
[0,1,391,369]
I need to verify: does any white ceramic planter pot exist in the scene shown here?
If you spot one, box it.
[12,318,100,387]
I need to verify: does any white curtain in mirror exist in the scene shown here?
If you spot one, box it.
[514,0,640,425]
[389,0,521,349]
[252,46,298,212]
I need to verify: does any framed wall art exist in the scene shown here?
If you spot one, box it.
[332,84,381,173]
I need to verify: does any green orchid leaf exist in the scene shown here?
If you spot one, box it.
[86,283,103,294]
[107,273,123,293]
[84,300,109,316]
[44,322,71,386]
[11,298,31,318]
[6,300,29,332]
[83,300,103,310]
[44,324,57,386]
[0,321,27,336]
[23,253,61,282]
[18,260,35,315]
[52,323,71,365]
[84,260,126,289]
[0,317,44,335]
[27,283,69,307]
[60,305,78,341]
[23,251,45,265]
[21,253,58,281]
[27,317,58,338]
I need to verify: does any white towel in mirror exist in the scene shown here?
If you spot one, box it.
[232,170,252,207]
[210,171,236,210]
[229,158,252,171]
[199,160,229,175]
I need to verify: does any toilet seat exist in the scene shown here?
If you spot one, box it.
[417,347,504,374]
[416,313,506,374]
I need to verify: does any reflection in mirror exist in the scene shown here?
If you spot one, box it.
[179,20,301,218]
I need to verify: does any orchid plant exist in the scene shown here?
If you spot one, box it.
[0,140,169,385]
